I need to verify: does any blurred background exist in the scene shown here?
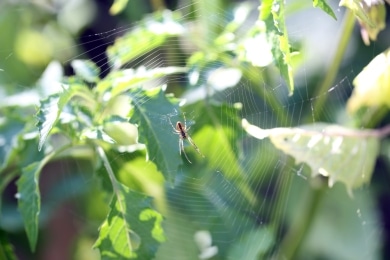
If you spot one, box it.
[1,0,390,259]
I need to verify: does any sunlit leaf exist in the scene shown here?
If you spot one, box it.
[36,85,92,151]
[109,0,129,15]
[128,87,181,182]
[340,0,385,45]
[94,182,164,259]
[106,10,183,69]
[242,119,380,195]
[313,0,337,20]
[347,48,390,113]
[260,0,274,20]
[339,0,374,27]
[71,59,100,83]
[16,161,44,251]
[260,0,295,95]
[237,22,273,67]
[81,128,116,144]
[97,66,187,95]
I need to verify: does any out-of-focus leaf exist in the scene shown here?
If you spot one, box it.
[0,230,17,260]
[107,10,183,69]
[71,59,100,83]
[347,48,390,113]
[16,161,44,251]
[227,227,275,259]
[260,0,295,95]
[340,0,385,45]
[94,182,164,259]
[260,0,273,20]
[36,85,92,151]
[165,171,258,258]
[0,115,25,171]
[97,66,188,95]
[339,0,374,27]
[81,128,116,144]
[237,22,273,67]
[313,0,337,20]
[109,0,129,15]
[186,102,257,205]
[242,119,380,195]
[128,87,181,182]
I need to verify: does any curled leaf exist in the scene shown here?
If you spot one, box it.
[242,119,381,195]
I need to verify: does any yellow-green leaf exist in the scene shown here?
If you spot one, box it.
[340,0,386,45]
[94,182,164,259]
[109,0,129,15]
[242,119,380,195]
[313,0,337,20]
[340,0,374,27]
[347,48,390,114]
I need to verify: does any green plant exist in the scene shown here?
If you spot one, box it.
[1,0,389,259]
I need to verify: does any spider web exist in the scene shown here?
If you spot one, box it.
[0,0,386,259]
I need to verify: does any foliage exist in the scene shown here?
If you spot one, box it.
[0,0,389,259]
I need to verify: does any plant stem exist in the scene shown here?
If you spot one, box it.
[310,10,355,122]
[279,185,325,259]
[96,146,119,192]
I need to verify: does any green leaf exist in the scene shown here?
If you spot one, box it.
[107,10,183,69]
[0,230,17,260]
[340,0,374,27]
[0,114,25,171]
[16,161,44,251]
[94,182,164,259]
[36,85,91,151]
[260,0,274,20]
[186,102,257,205]
[347,48,390,114]
[313,0,337,20]
[261,0,295,95]
[71,59,100,83]
[227,227,275,259]
[242,120,380,195]
[81,128,116,144]
[128,87,181,182]
[97,66,188,96]
[109,0,129,15]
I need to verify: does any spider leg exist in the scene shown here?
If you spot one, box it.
[179,138,192,163]
[187,136,205,158]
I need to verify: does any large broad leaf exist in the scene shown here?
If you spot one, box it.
[128,87,181,182]
[260,0,295,95]
[36,84,92,151]
[242,119,380,195]
[16,161,44,251]
[106,10,183,70]
[347,48,390,113]
[94,182,164,259]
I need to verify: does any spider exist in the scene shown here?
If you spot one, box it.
[168,114,204,163]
